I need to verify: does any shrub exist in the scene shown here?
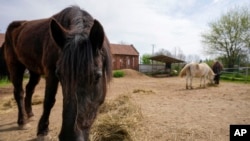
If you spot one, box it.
[113,70,125,78]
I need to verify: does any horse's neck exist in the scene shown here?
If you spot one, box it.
[208,69,214,76]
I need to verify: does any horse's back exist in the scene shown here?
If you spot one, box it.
[5,20,26,47]
[198,63,215,76]
[179,63,196,77]
[183,62,208,77]
[4,18,55,74]
[198,63,209,71]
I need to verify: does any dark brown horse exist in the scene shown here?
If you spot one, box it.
[0,6,112,141]
[212,61,223,84]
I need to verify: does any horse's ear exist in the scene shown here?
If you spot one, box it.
[50,18,67,49]
[89,20,105,50]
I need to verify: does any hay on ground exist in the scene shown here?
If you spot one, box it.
[32,95,43,105]
[132,89,155,94]
[90,94,143,141]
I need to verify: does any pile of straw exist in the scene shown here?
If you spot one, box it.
[90,94,143,141]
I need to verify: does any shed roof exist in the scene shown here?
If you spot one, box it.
[110,44,139,56]
[149,55,185,63]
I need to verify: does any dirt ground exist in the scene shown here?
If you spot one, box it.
[0,69,250,141]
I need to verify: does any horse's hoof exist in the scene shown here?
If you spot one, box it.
[37,134,51,141]
[18,123,31,130]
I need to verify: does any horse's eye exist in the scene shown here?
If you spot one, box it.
[55,69,60,78]
[95,70,102,81]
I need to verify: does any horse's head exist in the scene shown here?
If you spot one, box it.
[208,69,216,84]
[50,18,112,140]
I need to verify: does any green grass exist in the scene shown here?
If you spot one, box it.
[220,73,250,83]
[113,70,125,78]
[0,73,30,87]
[0,78,10,87]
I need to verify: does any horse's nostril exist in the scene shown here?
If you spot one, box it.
[96,70,102,78]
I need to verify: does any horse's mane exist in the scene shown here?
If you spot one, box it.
[200,63,215,77]
[212,61,223,73]
[54,6,112,90]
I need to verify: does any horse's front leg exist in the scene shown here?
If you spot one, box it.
[201,76,206,88]
[37,73,58,139]
[190,76,193,89]
[186,76,188,89]
[200,77,202,87]
[203,77,206,88]
[186,76,190,89]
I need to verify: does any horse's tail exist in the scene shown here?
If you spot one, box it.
[179,64,190,77]
[0,42,9,80]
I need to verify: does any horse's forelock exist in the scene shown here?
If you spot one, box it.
[61,35,94,85]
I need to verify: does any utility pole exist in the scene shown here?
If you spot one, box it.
[174,46,177,58]
[152,44,155,55]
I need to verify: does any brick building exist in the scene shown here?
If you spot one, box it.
[110,44,139,70]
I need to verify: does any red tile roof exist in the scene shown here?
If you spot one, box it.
[0,33,4,47]
[110,43,139,56]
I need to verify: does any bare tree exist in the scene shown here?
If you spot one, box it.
[154,48,172,56]
[186,54,201,63]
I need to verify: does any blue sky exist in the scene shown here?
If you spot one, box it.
[0,0,249,61]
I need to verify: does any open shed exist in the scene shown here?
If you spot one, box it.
[149,55,185,75]
[150,55,185,63]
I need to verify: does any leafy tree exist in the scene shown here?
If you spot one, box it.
[141,54,152,64]
[201,6,250,68]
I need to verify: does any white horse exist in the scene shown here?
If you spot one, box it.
[179,62,215,89]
